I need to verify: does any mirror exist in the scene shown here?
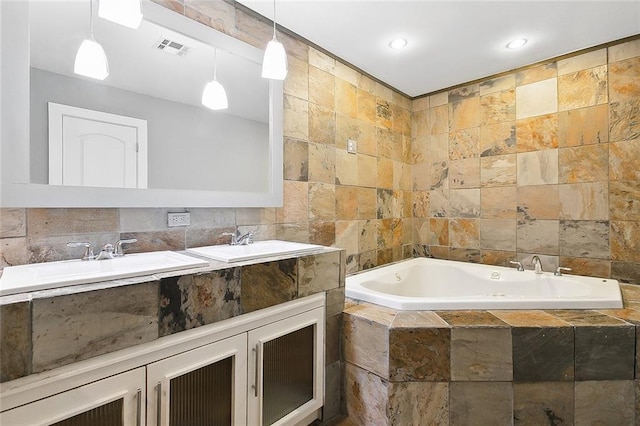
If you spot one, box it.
[0,0,283,207]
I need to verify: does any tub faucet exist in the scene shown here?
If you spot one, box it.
[531,256,543,274]
[222,229,254,246]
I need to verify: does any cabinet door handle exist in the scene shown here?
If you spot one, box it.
[252,343,261,397]
[136,388,142,426]
[156,382,162,426]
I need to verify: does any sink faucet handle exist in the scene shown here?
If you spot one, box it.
[509,260,524,271]
[554,266,572,276]
[66,242,96,261]
[114,238,137,256]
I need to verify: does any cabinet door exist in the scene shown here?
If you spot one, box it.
[247,307,325,426]
[0,368,145,426]
[146,333,247,426]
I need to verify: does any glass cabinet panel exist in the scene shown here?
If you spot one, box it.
[51,399,124,426]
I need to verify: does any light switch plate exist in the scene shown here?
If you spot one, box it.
[347,139,357,154]
[168,212,190,227]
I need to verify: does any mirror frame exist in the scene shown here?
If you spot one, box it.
[0,0,283,208]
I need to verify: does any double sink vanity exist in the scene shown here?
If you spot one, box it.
[0,240,345,426]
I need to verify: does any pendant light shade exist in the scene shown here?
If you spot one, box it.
[261,0,287,80]
[75,0,109,80]
[202,49,228,110]
[98,0,143,29]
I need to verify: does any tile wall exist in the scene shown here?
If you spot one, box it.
[412,38,640,284]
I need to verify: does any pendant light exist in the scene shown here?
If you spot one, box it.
[261,0,287,80]
[202,49,228,110]
[98,0,143,29]
[74,0,109,80]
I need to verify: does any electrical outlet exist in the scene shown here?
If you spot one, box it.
[347,139,357,154]
[168,212,190,227]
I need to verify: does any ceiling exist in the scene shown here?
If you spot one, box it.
[237,0,640,98]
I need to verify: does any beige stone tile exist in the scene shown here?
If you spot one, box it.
[449,84,479,102]
[558,104,609,146]
[395,162,412,191]
[449,128,480,160]
[335,115,360,150]
[449,158,480,189]
[480,122,516,157]
[429,161,449,190]
[343,315,389,379]
[515,62,557,86]
[357,90,376,125]
[413,191,430,219]
[516,78,558,119]
[558,65,608,111]
[275,222,310,243]
[0,237,27,268]
[308,183,335,221]
[611,221,640,262]
[517,149,559,186]
[298,251,341,297]
[335,61,360,87]
[481,186,517,219]
[283,95,308,140]
[481,250,517,267]
[480,89,515,125]
[357,122,377,156]
[376,99,392,130]
[335,150,357,186]
[27,208,118,237]
[489,310,571,327]
[429,188,450,218]
[308,142,335,184]
[0,302,30,382]
[308,104,335,145]
[283,138,308,182]
[357,154,377,188]
[428,218,449,246]
[389,326,451,381]
[450,189,480,218]
[232,9,270,48]
[276,180,308,223]
[357,188,377,220]
[376,127,394,159]
[518,185,560,220]
[480,218,516,251]
[517,219,560,255]
[428,133,450,161]
[559,182,609,220]
[610,139,640,181]
[32,282,159,372]
[451,328,513,381]
[430,91,448,107]
[344,363,388,425]
[412,95,430,112]
[610,180,640,221]
[235,208,276,225]
[559,144,608,183]
[449,97,481,131]
[574,381,635,425]
[377,157,394,189]
[184,0,235,34]
[449,218,480,249]
[1,208,26,238]
[413,109,429,138]
[412,162,429,192]
[559,220,609,259]
[608,57,640,102]
[283,55,308,100]
[388,382,449,425]
[559,256,611,278]
[336,186,358,220]
[450,382,513,426]
[609,38,640,63]
[481,154,517,187]
[610,98,640,142]
[335,78,358,119]
[429,104,449,135]
[479,75,515,96]
[392,103,411,136]
[374,82,394,103]
[516,113,558,152]
[335,220,359,255]
[308,47,335,73]
[558,48,606,75]
[28,233,121,263]
[358,219,377,252]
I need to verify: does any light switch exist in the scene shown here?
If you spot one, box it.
[347,139,357,154]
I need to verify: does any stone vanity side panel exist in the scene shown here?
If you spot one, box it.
[0,302,31,383]
[159,268,241,337]
[31,281,159,373]
[240,258,298,313]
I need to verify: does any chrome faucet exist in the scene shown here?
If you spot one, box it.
[67,239,137,261]
[222,229,254,246]
[531,255,543,274]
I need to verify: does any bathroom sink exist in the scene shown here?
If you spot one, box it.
[0,251,209,296]
[186,240,325,262]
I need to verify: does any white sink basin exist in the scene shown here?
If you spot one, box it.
[187,240,325,263]
[0,251,209,296]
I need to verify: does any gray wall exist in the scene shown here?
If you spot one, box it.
[30,68,269,192]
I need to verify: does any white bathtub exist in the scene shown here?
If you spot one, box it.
[345,258,623,310]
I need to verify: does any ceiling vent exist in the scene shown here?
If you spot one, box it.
[155,38,190,56]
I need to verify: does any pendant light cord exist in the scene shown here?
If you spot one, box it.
[272,0,277,38]
[213,48,218,80]
[89,0,95,40]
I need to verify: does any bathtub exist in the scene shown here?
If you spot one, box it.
[345,258,623,310]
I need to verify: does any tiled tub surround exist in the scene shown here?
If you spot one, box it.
[0,248,346,421]
[411,37,640,285]
[343,284,640,425]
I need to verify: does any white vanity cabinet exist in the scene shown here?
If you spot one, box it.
[0,368,146,426]
[0,295,325,426]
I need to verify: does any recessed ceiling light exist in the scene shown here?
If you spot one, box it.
[506,38,528,49]
[389,38,408,49]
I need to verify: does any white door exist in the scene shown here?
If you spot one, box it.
[147,334,248,426]
[48,102,148,188]
[0,367,145,426]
